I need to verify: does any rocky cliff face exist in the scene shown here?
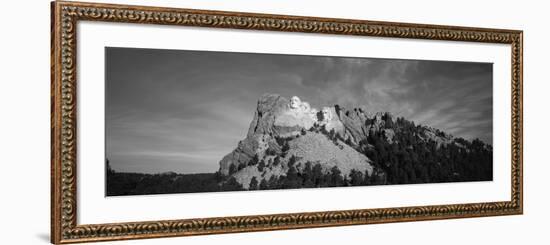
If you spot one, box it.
[218,94,469,189]
[218,94,287,176]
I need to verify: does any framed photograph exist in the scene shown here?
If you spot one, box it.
[51,1,523,243]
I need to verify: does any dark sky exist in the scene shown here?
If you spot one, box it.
[106,47,492,174]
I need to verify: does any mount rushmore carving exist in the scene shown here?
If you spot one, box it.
[274,95,344,136]
[218,94,371,187]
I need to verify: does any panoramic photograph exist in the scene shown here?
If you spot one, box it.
[105,47,493,196]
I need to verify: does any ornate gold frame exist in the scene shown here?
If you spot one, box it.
[51,1,523,244]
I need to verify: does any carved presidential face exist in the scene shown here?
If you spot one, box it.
[309,108,318,120]
[300,101,311,112]
[322,107,332,121]
[290,96,301,109]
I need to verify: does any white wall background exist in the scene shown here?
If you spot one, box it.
[0,0,547,244]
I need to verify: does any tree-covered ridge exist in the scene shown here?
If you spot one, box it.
[357,113,492,185]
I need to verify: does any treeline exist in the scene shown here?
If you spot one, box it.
[106,156,386,196]
[248,159,386,190]
[106,162,244,196]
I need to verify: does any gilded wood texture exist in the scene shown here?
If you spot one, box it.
[51,1,523,243]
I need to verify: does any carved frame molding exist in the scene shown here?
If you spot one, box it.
[51,1,523,243]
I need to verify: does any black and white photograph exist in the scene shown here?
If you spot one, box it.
[105,47,493,196]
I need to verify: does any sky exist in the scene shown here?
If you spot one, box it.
[105,47,493,174]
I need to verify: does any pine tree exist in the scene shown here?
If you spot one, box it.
[288,155,298,168]
[258,160,266,172]
[248,154,259,166]
[312,163,324,187]
[273,156,280,166]
[329,166,344,187]
[363,169,371,185]
[349,169,363,186]
[259,179,269,190]
[249,177,258,190]
[229,164,237,175]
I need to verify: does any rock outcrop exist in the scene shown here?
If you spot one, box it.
[219,94,376,186]
[218,94,465,189]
